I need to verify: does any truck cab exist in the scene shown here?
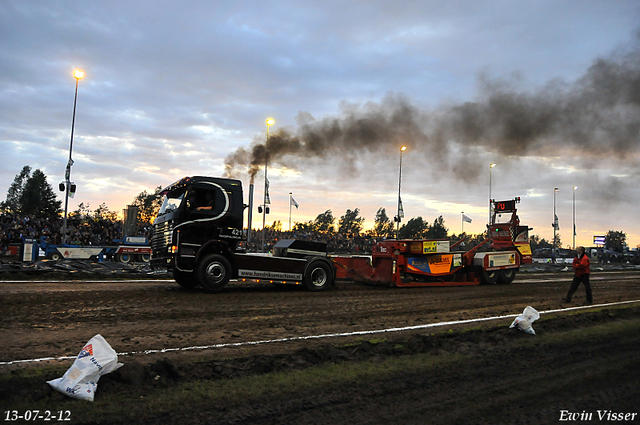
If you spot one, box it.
[151,176,333,292]
[151,177,245,284]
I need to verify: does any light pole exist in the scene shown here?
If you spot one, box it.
[573,186,578,250]
[396,146,407,239]
[553,187,559,255]
[262,118,275,252]
[62,69,84,244]
[488,163,496,226]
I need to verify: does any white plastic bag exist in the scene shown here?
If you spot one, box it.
[48,334,123,401]
[509,306,540,335]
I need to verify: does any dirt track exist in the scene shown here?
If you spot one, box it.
[1,270,640,424]
[2,271,640,363]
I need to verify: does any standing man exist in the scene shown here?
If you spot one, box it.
[563,246,593,304]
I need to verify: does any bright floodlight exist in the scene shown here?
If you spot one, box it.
[401,146,407,151]
[266,118,275,126]
[73,69,85,80]
[490,163,496,168]
[573,186,578,190]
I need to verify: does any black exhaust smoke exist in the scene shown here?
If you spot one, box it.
[223,35,640,191]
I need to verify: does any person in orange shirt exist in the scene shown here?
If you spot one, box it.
[562,246,593,304]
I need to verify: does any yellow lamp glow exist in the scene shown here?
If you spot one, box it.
[266,118,275,126]
[73,69,85,80]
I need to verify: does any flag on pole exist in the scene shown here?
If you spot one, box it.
[290,196,299,209]
[573,224,576,236]
[265,178,271,204]
[398,197,404,219]
[462,214,472,223]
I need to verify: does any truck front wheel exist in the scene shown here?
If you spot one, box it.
[303,261,333,291]
[197,254,231,292]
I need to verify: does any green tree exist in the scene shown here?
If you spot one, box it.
[131,186,163,223]
[370,207,394,238]
[20,169,62,217]
[553,233,562,250]
[398,216,429,239]
[605,230,626,252]
[3,167,61,217]
[70,202,92,220]
[450,232,489,249]
[267,220,283,232]
[1,166,32,212]
[426,215,448,239]
[529,234,552,251]
[94,202,119,223]
[314,210,335,233]
[338,208,365,236]
[292,220,315,233]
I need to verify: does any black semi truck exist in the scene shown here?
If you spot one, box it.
[150,176,334,292]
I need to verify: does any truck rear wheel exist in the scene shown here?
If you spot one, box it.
[197,254,231,292]
[480,270,499,285]
[174,269,199,289]
[497,269,516,284]
[303,261,333,291]
[50,252,62,261]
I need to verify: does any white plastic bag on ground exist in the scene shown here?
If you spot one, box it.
[47,334,123,401]
[509,306,540,335]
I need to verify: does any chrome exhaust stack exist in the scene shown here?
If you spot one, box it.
[247,182,254,244]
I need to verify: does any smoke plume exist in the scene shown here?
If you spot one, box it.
[224,38,640,183]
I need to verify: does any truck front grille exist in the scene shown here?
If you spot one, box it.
[152,220,173,252]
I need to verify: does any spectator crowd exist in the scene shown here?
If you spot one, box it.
[248,227,377,254]
[2,211,374,257]
[1,212,153,256]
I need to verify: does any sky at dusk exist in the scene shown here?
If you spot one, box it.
[2,1,639,248]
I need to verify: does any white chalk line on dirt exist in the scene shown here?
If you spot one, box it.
[2,299,639,366]
[0,279,174,283]
[517,275,640,283]
[2,274,638,284]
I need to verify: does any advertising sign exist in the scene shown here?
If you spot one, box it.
[422,240,450,254]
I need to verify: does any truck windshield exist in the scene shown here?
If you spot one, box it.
[158,193,184,216]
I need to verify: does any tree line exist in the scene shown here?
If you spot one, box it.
[1,166,632,253]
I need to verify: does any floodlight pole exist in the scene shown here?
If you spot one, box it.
[62,71,83,244]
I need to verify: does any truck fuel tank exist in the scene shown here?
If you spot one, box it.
[273,239,327,259]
